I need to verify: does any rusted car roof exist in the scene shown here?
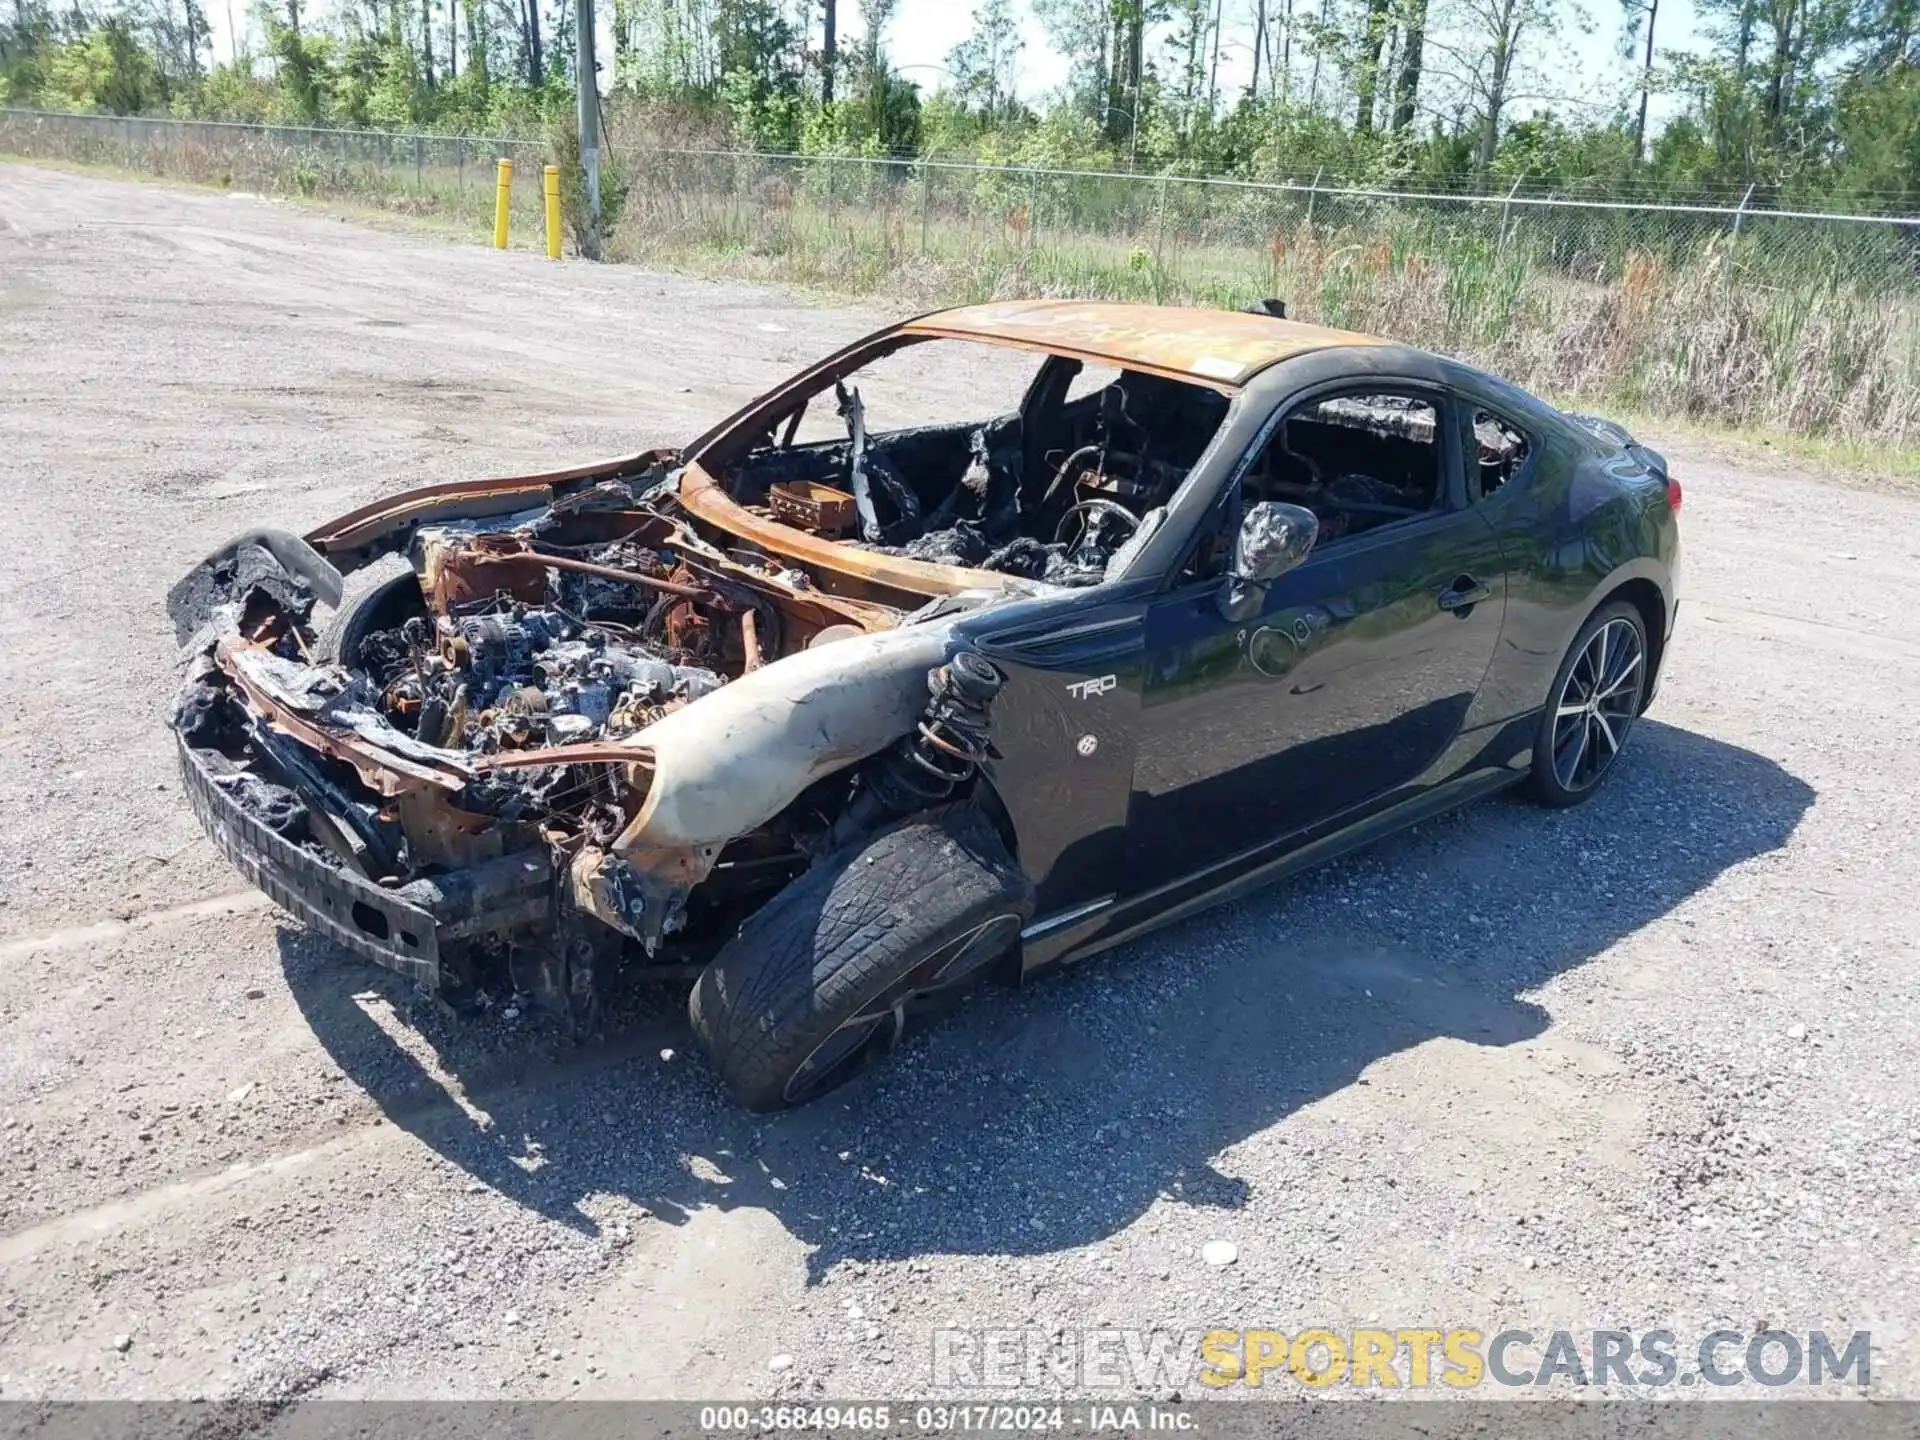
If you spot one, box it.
[902,300,1385,387]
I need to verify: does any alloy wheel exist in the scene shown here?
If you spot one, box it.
[1550,617,1645,793]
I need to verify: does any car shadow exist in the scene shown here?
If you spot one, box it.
[278,718,1812,1278]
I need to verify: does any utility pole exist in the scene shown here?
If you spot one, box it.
[1249,0,1267,98]
[1631,0,1659,163]
[577,0,601,258]
[822,0,837,105]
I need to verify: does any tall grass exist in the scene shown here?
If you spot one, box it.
[6,107,1916,448]
[607,171,1920,446]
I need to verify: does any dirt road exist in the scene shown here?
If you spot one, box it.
[1,163,1916,1404]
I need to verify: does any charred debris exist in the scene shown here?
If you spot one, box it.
[166,363,1226,1016]
[165,478,1007,1015]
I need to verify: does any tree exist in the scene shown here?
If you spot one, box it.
[134,0,212,83]
[464,0,487,82]
[47,12,157,109]
[1828,58,1918,204]
[855,0,904,138]
[1757,0,1850,129]
[1170,0,1208,122]
[716,0,799,144]
[260,0,329,118]
[519,0,541,83]
[7,0,1912,220]
[946,0,1021,121]
[1423,0,1577,171]
[1107,0,1146,144]
[1032,0,1112,120]
[1390,0,1427,129]
[1354,0,1389,128]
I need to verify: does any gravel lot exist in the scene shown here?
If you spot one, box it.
[1,162,1917,1406]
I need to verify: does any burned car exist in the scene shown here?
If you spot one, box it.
[170,300,1680,1110]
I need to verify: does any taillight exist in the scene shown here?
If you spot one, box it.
[1666,477,1683,512]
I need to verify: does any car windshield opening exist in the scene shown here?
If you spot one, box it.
[718,338,1232,587]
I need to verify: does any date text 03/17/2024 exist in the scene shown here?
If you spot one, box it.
[695,1404,1194,1433]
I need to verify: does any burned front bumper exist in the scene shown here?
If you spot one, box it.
[177,731,553,992]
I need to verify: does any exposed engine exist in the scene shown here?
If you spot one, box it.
[361,605,724,756]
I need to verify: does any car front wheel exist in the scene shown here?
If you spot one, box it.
[1528,600,1648,807]
[689,808,1034,1112]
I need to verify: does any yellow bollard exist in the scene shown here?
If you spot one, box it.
[493,158,513,249]
[543,165,562,260]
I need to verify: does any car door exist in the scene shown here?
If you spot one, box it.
[1123,382,1508,895]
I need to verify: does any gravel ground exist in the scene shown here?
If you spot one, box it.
[1,163,1917,1406]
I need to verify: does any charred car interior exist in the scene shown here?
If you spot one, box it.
[713,337,1232,587]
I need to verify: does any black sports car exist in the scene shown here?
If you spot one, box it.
[168,299,1681,1110]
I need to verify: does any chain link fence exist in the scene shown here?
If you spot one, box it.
[0,108,550,232]
[6,107,1914,291]
[621,145,1920,297]
[5,106,1917,442]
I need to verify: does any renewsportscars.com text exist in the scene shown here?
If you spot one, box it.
[931,1327,1872,1391]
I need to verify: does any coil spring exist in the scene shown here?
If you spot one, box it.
[852,650,1003,822]
[904,650,1002,785]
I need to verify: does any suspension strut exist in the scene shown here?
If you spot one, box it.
[832,650,1003,844]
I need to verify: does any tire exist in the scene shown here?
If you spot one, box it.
[1528,599,1649,808]
[315,569,424,667]
[689,808,1034,1112]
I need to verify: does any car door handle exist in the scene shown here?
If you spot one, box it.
[1437,576,1492,611]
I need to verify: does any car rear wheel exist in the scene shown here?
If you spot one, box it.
[689,808,1033,1112]
[1528,600,1648,808]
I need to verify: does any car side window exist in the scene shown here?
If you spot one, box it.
[1239,389,1446,549]
[1470,408,1531,500]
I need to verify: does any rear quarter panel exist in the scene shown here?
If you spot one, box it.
[1466,409,1678,730]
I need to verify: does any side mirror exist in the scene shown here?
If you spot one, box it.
[1217,501,1317,622]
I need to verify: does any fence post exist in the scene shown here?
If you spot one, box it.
[1732,182,1756,237]
[1304,166,1322,230]
[1154,174,1169,261]
[1026,166,1038,251]
[920,161,931,255]
[414,135,424,192]
[1498,173,1524,254]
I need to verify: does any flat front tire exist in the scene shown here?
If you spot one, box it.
[689,808,1033,1112]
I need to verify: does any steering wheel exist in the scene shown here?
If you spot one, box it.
[1053,499,1141,554]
